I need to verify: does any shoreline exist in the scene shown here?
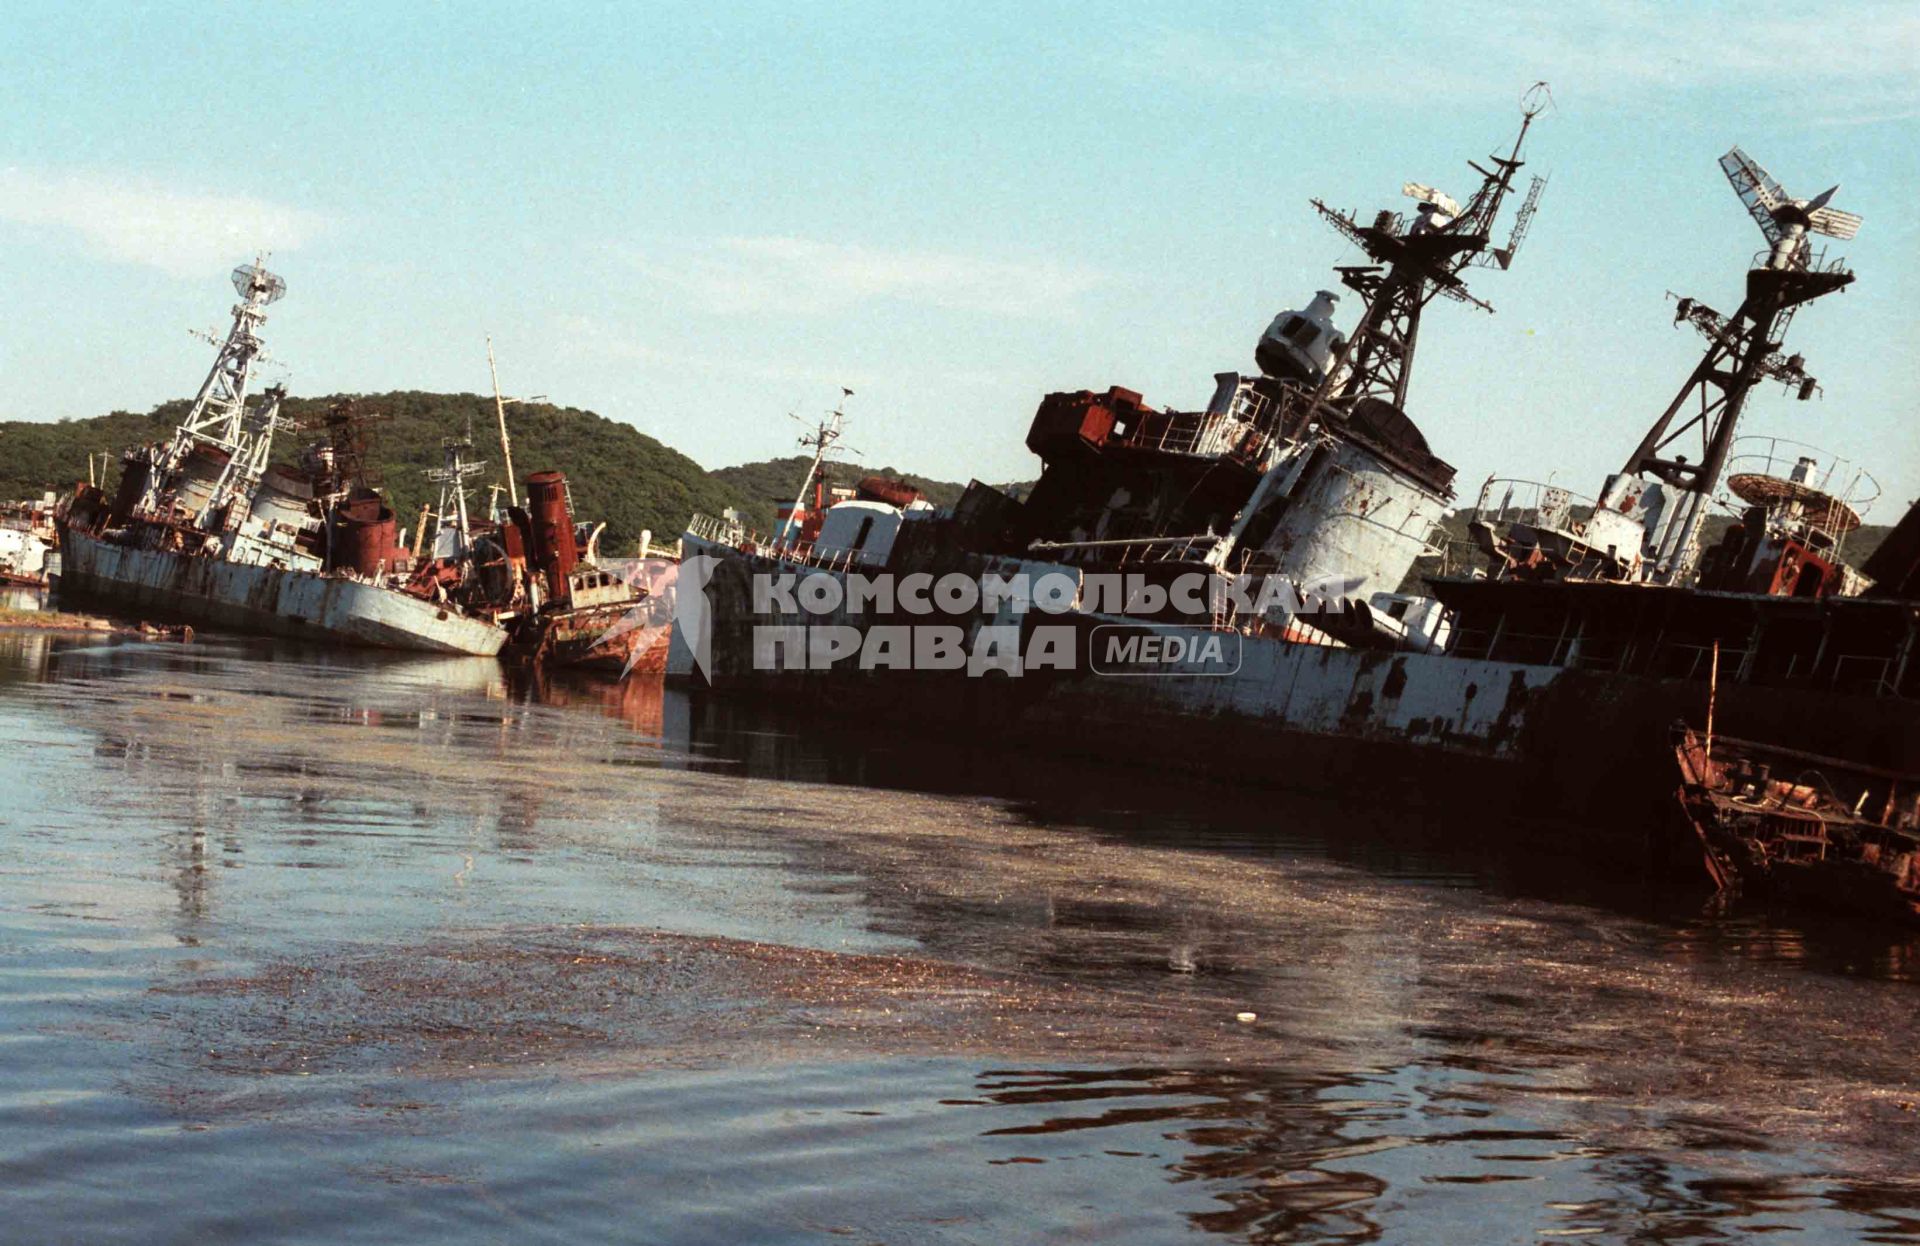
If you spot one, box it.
[0,606,186,638]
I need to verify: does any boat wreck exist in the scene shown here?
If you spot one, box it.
[0,495,59,594]
[59,264,508,654]
[1676,725,1920,923]
[672,104,1919,880]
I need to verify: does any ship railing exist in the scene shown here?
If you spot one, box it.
[688,514,879,574]
[1415,535,1479,582]
[1027,533,1221,567]
[1832,654,1899,698]
[686,512,749,546]
[1118,412,1212,456]
[1469,478,1601,535]
[1752,246,1851,278]
[1722,436,1880,524]
[1117,407,1278,462]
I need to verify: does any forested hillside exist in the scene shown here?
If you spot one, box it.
[0,393,748,552]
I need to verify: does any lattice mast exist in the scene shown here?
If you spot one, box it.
[425,416,487,558]
[1310,84,1551,413]
[1621,147,1862,582]
[145,260,289,522]
[778,389,853,552]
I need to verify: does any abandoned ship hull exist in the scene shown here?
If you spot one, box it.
[667,564,1914,870]
[59,527,506,655]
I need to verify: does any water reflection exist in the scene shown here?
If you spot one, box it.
[0,636,1917,1243]
[963,1065,1920,1244]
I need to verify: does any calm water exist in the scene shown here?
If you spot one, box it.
[1,630,1917,1244]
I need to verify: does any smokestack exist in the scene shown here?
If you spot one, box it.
[525,470,579,604]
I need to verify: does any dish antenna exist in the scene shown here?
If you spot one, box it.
[231,262,287,306]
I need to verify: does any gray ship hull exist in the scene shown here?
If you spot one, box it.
[60,527,506,656]
[668,547,1919,866]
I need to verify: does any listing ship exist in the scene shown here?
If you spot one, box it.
[60,264,509,655]
[493,469,666,674]
[675,99,1920,880]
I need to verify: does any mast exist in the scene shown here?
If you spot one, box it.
[779,389,851,553]
[144,259,289,524]
[483,337,546,516]
[488,336,518,509]
[1309,84,1550,414]
[1620,147,1861,582]
[426,433,485,559]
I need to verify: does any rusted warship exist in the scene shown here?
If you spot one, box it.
[60,264,509,654]
[672,99,1919,879]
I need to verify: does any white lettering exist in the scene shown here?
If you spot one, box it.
[859,626,912,669]
[753,574,798,614]
[914,626,968,670]
[753,625,808,670]
[1032,571,1079,615]
[932,573,979,614]
[808,625,862,667]
[968,624,1024,676]
[1024,625,1076,670]
[797,573,843,615]
[898,572,934,615]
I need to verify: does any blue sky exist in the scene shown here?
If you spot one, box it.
[2,1,1915,521]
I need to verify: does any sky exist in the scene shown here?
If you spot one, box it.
[2,1,1915,518]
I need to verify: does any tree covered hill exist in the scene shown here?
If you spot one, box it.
[0,392,745,553]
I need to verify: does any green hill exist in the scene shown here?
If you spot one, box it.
[709,455,971,533]
[0,392,750,554]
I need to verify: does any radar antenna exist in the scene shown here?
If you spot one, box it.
[1620,147,1861,581]
[1309,83,1551,413]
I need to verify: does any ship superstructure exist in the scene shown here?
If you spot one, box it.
[1468,147,1869,592]
[686,91,1554,647]
[995,90,1551,640]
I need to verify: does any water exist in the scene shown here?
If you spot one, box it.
[1,630,1917,1244]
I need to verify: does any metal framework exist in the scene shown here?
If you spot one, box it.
[777,389,852,552]
[1622,147,1861,581]
[1310,84,1550,413]
[144,260,289,523]
[426,436,487,556]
